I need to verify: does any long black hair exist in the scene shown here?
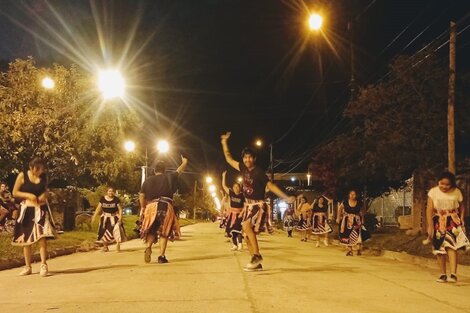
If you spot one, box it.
[438,171,457,188]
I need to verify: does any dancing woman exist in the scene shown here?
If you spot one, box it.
[222,171,245,251]
[311,196,332,247]
[12,158,55,277]
[337,190,364,256]
[426,172,469,283]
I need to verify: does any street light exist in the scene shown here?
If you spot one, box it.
[206,176,213,184]
[237,176,243,183]
[124,140,136,152]
[208,185,216,192]
[255,139,263,147]
[156,140,170,153]
[308,13,323,31]
[41,77,55,90]
[98,69,125,99]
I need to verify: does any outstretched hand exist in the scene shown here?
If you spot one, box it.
[220,132,231,141]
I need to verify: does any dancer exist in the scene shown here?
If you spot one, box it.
[426,171,469,283]
[221,132,295,271]
[283,205,295,237]
[311,196,332,247]
[12,158,55,277]
[336,190,363,256]
[222,171,245,251]
[296,196,312,242]
[139,156,188,264]
[92,187,126,252]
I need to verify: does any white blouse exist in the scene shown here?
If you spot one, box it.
[427,186,463,210]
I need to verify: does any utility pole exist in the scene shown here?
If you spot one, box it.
[448,21,456,174]
[193,180,197,220]
[269,144,274,215]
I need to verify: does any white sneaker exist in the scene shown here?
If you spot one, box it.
[39,264,49,277]
[237,243,243,251]
[230,245,238,251]
[19,266,32,276]
[323,239,329,246]
[315,241,320,248]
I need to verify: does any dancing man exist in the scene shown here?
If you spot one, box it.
[139,156,188,264]
[221,132,294,271]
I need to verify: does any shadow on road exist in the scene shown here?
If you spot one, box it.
[253,265,359,276]
[50,264,138,275]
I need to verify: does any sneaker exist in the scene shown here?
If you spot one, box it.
[436,274,447,283]
[116,243,121,253]
[237,243,243,251]
[19,266,32,276]
[346,251,353,256]
[230,245,238,251]
[39,264,49,277]
[315,241,320,248]
[323,239,329,246]
[448,274,457,283]
[244,264,263,272]
[245,254,263,269]
[144,248,152,263]
[157,255,169,264]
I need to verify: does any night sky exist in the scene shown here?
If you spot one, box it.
[0,0,469,180]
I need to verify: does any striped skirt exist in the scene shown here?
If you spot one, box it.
[339,214,362,247]
[312,213,332,235]
[12,203,56,246]
[97,213,126,244]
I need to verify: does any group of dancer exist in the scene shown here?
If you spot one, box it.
[284,195,332,247]
[5,134,470,281]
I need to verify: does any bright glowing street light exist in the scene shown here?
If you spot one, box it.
[291,177,296,182]
[208,185,216,192]
[157,140,169,153]
[42,77,55,90]
[124,140,136,152]
[98,69,125,99]
[206,176,213,184]
[255,139,263,147]
[211,192,217,198]
[237,176,243,183]
[308,13,323,31]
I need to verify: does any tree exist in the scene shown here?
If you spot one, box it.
[311,50,470,230]
[0,57,141,191]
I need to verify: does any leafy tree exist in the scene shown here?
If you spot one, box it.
[311,50,470,230]
[0,57,141,191]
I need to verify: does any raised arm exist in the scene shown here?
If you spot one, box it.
[176,155,189,174]
[266,181,295,203]
[220,132,240,171]
[221,171,230,195]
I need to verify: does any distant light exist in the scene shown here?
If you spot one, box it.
[98,69,125,99]
[308,13,323,31]
[291,177,296,182]
[157,140,169,153]
[237,177,243,183]
[124,140,136,152]
[209,185,216,192]
[255,139,263,147]
[211,192,217,198]
[42,77,55,89]
[206,176,213,184]
[214,197,221,210]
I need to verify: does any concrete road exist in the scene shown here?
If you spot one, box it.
[1,223,469,313]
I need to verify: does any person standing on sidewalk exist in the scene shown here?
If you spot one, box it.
[220,132,295,271]
[337,190,364,256]
[12,157,55,277]
[139,156,188,264]
[296,196,312,242]
[426,171,469,283]
[92,187,126,252]
[222,171,245,251]
[311,196,332,247]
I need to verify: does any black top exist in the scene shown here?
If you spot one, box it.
[312,203,328,213]
[20,171,47,198]
[140,172,178,201]
[100,196,120,214]
[344,200,362,215]
[239,163,269,201]
[229,189,245,209]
